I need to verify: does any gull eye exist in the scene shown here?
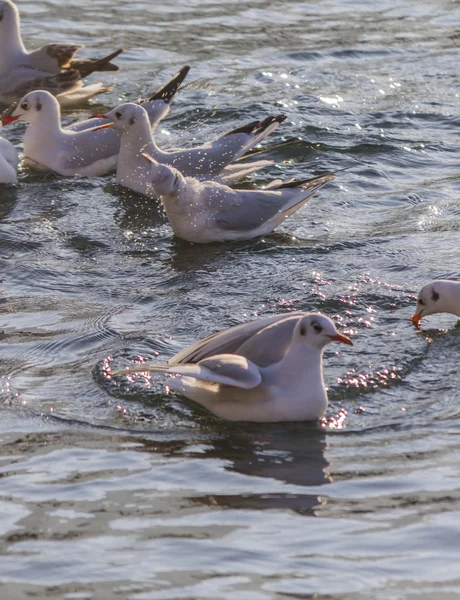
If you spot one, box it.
[129,117,136,125]
[115,111,122,119]
[20,102,29,111]
[312,322,323,334]
[432,290,439,302]
[36,102,42,111]
[417,298,425,306]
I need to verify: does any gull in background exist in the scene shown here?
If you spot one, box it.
[412,280,460,328]
[0,68,190,176]
[111,312,353,422]
[0,0,122,105]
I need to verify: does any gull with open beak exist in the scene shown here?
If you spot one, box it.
[411,280,460,328]
[0,67,190,176]
[0,0,122,106]
[111,312,353,422]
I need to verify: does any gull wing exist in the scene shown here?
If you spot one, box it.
[170,312,306,366]
[113,354,261,389]
[28,44,84,72]
[192,115,286,176]
[211,173,333,232]
[0,68,82,104]
[56,128,119,174]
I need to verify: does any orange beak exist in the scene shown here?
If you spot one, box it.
[330,333,353,346]
[411,313,422,329]
[91,122,113,132]
[90,113,107,119]
[2,114,19,126]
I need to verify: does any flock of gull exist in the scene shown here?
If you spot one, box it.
[1,0,458,423]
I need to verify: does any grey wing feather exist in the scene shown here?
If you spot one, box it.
[58,129,118,171]
[215,174,333,231]
[3,68,81,101]
[113,354,261,389]
[235,316,302,367]
[170,312,306,365]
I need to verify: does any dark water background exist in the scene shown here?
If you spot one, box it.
[1,0,460,598]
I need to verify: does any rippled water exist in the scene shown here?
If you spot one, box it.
[2,0,460,597]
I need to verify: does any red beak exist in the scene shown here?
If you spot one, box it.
[89,113,107,119]
[330,333,353,346]
[2,115,19,126]
[411,313,422,329]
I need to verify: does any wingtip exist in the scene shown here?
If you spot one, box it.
[146,65,191,103]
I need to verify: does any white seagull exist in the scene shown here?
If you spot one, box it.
[111,312,353,422]
[412,280,460,328]
[0,69,189,176]
[0,130,17,183]
[0,0,122,105]
[93,102,285,189]
[93,104,334,242]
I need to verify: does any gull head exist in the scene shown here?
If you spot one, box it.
[95,103,149,133]
[411,280,460,328]
[0,0,20,31]
[293,313,353,351]
[2,90,59,126]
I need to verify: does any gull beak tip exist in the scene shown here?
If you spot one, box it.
[331,333,353,346]
[411,314,422,329]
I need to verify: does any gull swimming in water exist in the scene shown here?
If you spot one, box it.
[411,280,460,328]
[0,70,189,177]
[92,103,334,242]
[0,130,17,183]
[93,102,285,189]
[111,312,353,422]
[0,0,122,105]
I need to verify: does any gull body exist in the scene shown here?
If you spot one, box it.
[0,0,122,105]
[99,104,334,242]
[0,133,18,183]
[112,312,353,422]
[1,73,188,176]
[412,280,460,327]
[99,103,284,190]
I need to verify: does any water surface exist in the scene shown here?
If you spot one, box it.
[1,0,460,597]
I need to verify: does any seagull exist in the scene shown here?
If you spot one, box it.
[93,102,285,189]
[111,312,353,422]
[411,280,460,328]
[91,104,334,242]
[0,130,17,183]
[0,68,189,176]
[139,152,334,242]
[0,0,122,105]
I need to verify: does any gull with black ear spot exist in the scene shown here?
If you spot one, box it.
[110,311,353,422]
[92,101,290,188]
[411,280,460,328]
[0,86,191,177]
